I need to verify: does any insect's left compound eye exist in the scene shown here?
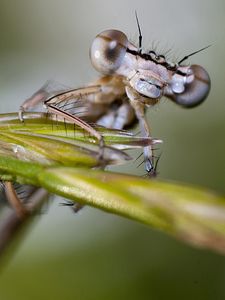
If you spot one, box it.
[90,29,128,74]
[171,65,211,108]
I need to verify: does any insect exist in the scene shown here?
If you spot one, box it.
[19,15,211,175]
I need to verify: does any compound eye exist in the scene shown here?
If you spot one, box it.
[90,29,128,74]
[172,65,211,108]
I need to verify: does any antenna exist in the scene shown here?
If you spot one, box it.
[135,11,142,54]
[178,45,211,65]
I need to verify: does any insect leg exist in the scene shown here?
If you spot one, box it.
[60,200,83,213]
[97,101,136,129]
[4,181,27,219]
[47,104,105,149]
[44,86,105,162]
[125,86,154,173]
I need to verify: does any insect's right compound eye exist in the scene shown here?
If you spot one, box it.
[90,29,128,74]
[171,65,211,108]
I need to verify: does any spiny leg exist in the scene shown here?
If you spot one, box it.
[136,115,154,173]
[125,86,155,174]
[47,105,105,164]
[44,86,106,164]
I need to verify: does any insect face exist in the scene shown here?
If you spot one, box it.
[90,29,211,109]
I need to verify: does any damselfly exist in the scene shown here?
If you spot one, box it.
[19,15,211,174]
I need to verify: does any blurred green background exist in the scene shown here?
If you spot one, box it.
[0,0,225,299]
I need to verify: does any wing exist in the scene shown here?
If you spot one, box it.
[20,80,72,113]
[19,80,106,122]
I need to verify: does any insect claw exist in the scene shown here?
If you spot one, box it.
[72,203,84,213]
[60,201,83,213]
[146,152,162,178]
[145,158,154,174]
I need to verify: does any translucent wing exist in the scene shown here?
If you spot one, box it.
[20,80,106,122]
[20,80,72,114]
[45,85,104,121]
